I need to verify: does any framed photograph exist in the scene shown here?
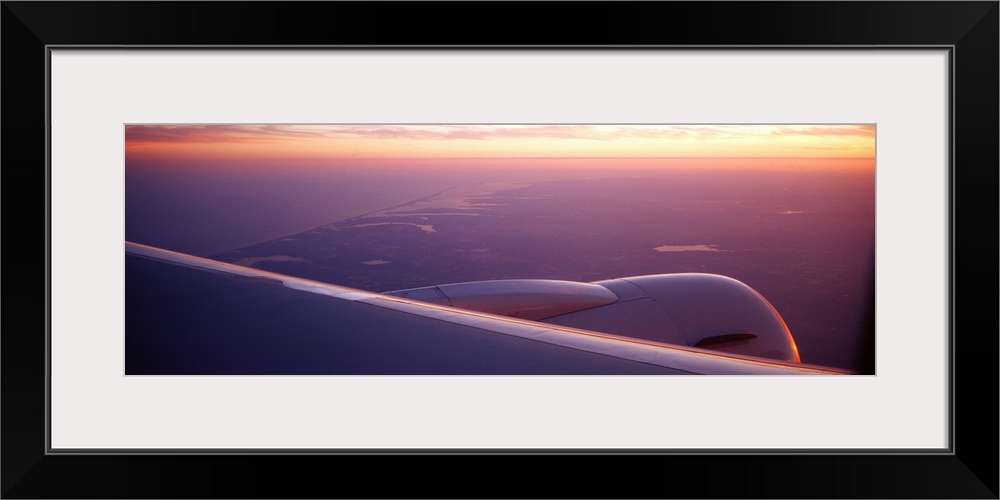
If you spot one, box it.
[5,2,996,498]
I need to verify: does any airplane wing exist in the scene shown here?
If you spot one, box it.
[125,242,850,375]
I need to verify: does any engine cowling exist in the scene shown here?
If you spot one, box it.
[386,273,800,363]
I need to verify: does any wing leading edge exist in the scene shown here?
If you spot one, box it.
[124,242,848,375]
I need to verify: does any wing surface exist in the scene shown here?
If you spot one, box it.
[125,242,847,375]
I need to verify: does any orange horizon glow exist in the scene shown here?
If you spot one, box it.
[125,124,876,169]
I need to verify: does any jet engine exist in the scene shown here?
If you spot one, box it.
[386,273,800,363]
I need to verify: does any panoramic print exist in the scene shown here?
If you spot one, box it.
[125,124,875,375]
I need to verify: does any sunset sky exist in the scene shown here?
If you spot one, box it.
[125,124,875,169]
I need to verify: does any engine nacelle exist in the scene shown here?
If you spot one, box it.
[386,273,800,363]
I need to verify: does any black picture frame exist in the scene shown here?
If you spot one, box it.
[3,2,996,498]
